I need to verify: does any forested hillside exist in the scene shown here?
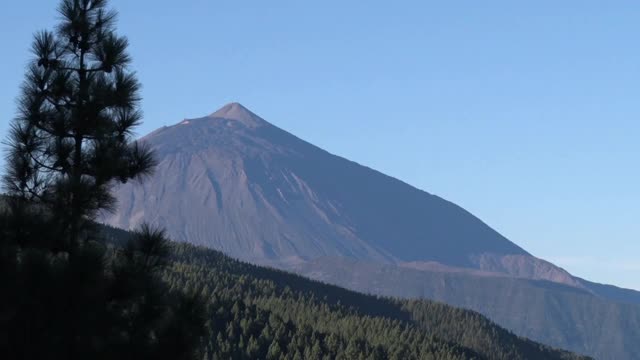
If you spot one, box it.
[103,225,589,360]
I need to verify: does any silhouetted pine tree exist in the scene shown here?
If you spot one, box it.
[0,1,206,359]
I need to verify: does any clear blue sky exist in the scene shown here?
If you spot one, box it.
[2,1,639,290]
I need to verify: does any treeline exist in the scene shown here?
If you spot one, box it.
[103,225,590,360]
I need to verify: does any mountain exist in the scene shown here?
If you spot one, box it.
[102,224,590,360]
[106,103,565,278]
[103,102,640,359]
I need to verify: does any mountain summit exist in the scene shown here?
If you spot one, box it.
[208,102,265,128]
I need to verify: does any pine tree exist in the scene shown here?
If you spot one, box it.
[246,335,260,358]
[3,0,155,247]
[267,340,283,360]
[0,1,206,359]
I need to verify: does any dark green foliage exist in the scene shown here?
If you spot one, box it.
[0,223,207,360]
[102,225,591,360]
[0,1,205,359]
[3,0,154,246]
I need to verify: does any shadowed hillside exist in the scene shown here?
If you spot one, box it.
[101,225,590,360]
